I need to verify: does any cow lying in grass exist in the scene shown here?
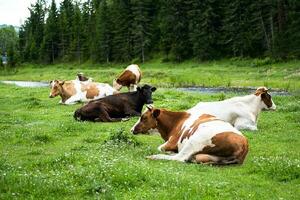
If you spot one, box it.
[131,106,248,165]
[113,64,142,92]
[49,80,116,105]
[188,87,276,131]
[74,84,156,122]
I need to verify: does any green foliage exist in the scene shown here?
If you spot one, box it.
[106,128,140,146]
[16,0,300,63]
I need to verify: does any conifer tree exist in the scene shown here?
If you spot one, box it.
[111,0,133,62]
[131,0,155,63]
[70,3,83,62]
[41,0,59,63]
[95,0,112,62]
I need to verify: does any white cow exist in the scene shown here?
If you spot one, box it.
[188,87,276,131]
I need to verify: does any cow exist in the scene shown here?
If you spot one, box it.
[131,106,248,165]
[113,64,142,92]
[188,87,276,131]
[74,84,156,122]
[76,72,92,82]
[49,80,116,105]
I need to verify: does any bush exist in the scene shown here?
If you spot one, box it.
[105,128,140,146]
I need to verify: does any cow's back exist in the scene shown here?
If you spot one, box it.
[188,101,248,125]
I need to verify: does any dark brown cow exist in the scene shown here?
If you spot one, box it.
[74,84,156,122]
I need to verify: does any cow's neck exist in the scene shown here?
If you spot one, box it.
[156,110,190,141]
[132,92,146,112]
[59,85,73,102]
[227,94,262,120]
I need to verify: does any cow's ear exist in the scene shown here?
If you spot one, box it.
[146,105,153,111]
[152,109,160,118]
[151,87,157,92]
[49,80,53,84]
[59,81,65,85]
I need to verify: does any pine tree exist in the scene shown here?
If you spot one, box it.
[58,0,74,60]
[188,0,216,60]
[111,0,133,62]
[41,0,59,63]
[70,3,83,62]
[160,0,191,62]
[131,0,155,63]
[80,1,91,61]
[95,0,112,62]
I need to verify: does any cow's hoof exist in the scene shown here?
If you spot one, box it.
[121,118,130,122]
[146,155,158,160]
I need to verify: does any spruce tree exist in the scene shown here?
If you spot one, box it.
[41,0,59,63]
[131,0,155,63]
[95,0,112,63]
[70,3,83,62]
[111,0,133,62]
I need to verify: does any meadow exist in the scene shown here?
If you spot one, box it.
[0,59,299,199]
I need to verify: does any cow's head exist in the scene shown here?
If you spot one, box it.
[131,106,160,134]
[77,73,90,82]
[255,87,276,110]
[49,80,65,98]
[137,84,156,104]
[113,78,122,91]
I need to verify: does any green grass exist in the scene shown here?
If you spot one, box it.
[0,58,299,92]
[0,60,300,199]
[0,82,299,199]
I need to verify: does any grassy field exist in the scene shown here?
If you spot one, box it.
[0,60,300,199]
[0,59,299,92]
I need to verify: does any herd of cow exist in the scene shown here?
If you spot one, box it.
[49,64,277,165]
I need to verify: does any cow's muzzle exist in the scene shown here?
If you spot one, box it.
[146,100,153,104]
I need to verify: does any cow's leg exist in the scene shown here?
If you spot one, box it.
[234,117,257,131]
[158,136,179,152]
[129,84,137,92]
[148,138,207,162]
[124,108,141,117]
[64,95,81,105]
[192,154,221,164]
[192,154,241,165]
[94,107,123,122]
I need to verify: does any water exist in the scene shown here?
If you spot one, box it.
[0,80,291,96]
[178,86,291,96]
[1,80,49,87]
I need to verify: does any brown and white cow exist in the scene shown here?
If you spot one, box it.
[131,106,248,165]
[113,64,141,92]
[188,87,276,131]
[49,80,116,105]
[76,73,92,82]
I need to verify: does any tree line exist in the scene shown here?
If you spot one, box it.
[18,0,300,64]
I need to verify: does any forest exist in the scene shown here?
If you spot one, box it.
[10,0,300,64]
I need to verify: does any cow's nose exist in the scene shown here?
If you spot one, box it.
[146,100,153,104]
[131,128,138,135]
[270,105,276,111]
[49,95,53,98]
